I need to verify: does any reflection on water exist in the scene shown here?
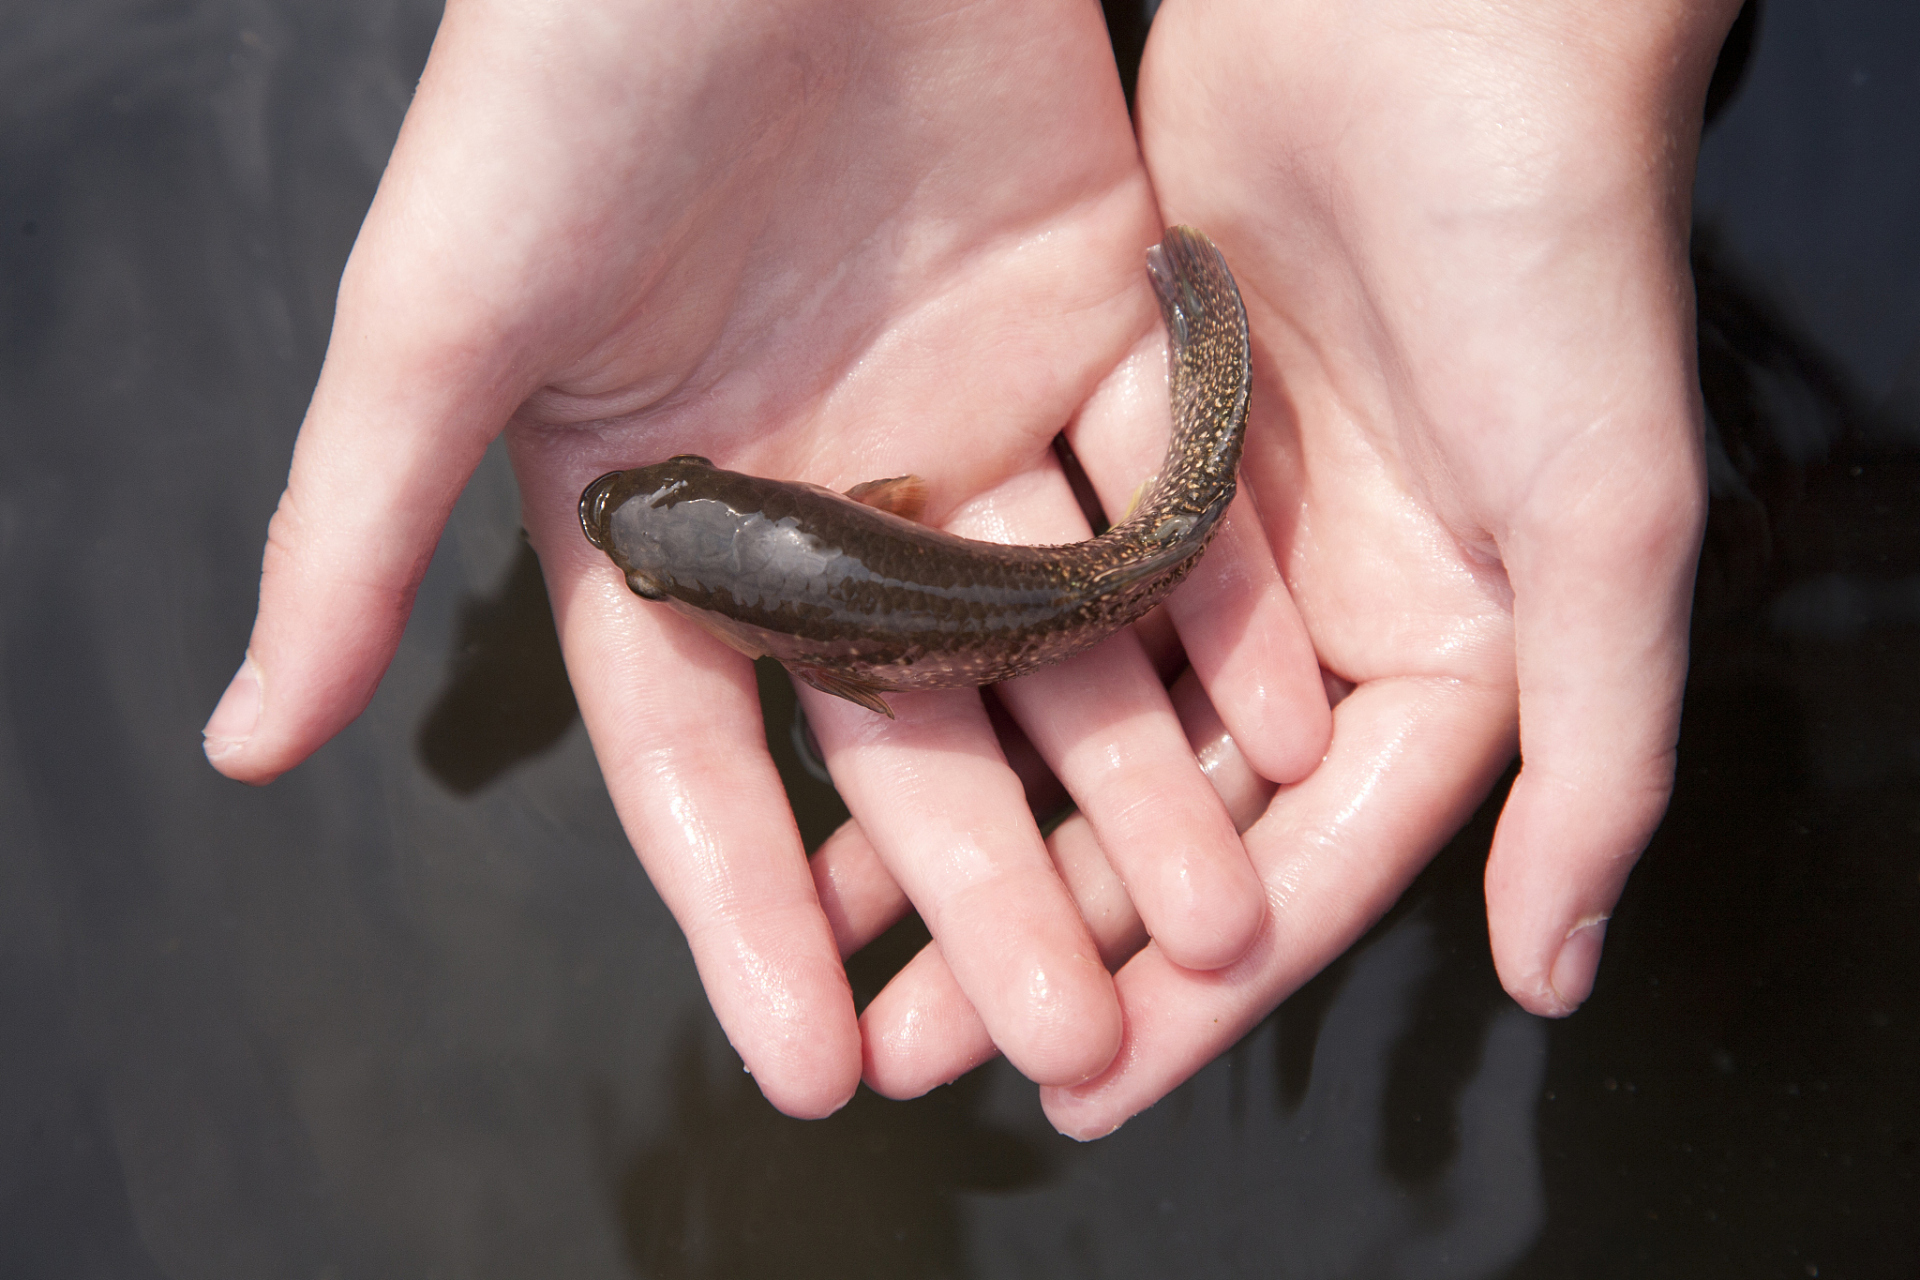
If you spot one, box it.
[598,866,1550,1280]
[950,900,1548,1279]
[612,1021,1049,1280]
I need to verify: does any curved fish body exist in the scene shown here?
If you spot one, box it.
[579,226,1250,716]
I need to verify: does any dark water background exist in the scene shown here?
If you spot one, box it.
[3,1,1915,1275]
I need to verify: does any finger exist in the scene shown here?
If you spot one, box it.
[948,455,1262,971]
[1487,430,1706,1015]
[809,690,1070,959]
[861,940,1002,1092]
[1040,672,1517,1139]
[527,468,862,1119]
[862,804,1144,1099]
[982,686,1073,822]
[862,668,1271,1098]
[801,685,1121,1088]
[1168,666,1281,833]
[201,215,517,782]
[201,2,742,783]
[196,12,577,784]
[810,820,910,960]
[812,774,1133,1093]
[998,634,1263,970]
[1163,494,1332,784]
[1065,335,1331,785]
[810,708,1124,1101]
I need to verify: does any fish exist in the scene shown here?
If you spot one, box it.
[578,225,1249,717]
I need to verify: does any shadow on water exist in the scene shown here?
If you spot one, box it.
[417,540,578,794]
[414,543,850,848]
[604,1023,1050,1280]
[1375,769,1523,1191]
[1703,0,1762,131]
[1255,761,1520,1200]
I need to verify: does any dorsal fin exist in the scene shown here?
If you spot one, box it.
[844,475,929,523]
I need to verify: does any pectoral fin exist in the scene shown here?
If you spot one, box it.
[683,610,766,660]
[793,665,896,718]
[844,475,929,523]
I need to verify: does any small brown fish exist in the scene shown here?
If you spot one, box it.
[579,226,1250,716]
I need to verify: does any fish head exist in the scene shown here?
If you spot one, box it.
[579,456,723,599]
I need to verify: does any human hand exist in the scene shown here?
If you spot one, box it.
[1036,0,1744,1135]
[812,0,1740,1128]
[199,0,1329,1116]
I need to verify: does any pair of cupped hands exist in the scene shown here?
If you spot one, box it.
[203,0,1740,1136]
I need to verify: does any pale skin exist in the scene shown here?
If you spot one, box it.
[811,0,1743,1134]
[201,0,1330,1118]
[204,0,1739,1132]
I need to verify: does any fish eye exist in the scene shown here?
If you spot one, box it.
[627,573,669,601]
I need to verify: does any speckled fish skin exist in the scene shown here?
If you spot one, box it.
[578,226,1250,715]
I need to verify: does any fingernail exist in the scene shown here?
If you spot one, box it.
[1041,1091,1127,1143]
[202,653,262,760]
[1548,916,1609,1014]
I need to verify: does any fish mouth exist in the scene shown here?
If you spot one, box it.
[579,471,628,551]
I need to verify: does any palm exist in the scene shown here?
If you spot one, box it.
[484,27,1159,492]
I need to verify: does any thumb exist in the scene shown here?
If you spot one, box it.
[1485,419,1707,1015]
[202,223,524,782]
